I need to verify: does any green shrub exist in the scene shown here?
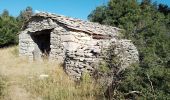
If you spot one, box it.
[89,0,170,99]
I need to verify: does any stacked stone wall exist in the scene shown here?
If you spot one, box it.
[19,12,139,79]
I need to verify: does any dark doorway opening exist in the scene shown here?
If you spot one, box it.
[31,29,52,60]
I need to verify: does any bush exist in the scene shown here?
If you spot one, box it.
[89,0,170,99]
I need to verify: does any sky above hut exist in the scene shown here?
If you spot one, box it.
[0,0,170,20]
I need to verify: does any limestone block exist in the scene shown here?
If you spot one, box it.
[84,58,93,62]
[63,42,81,51]
[84,53,93,57]
[75,51,84,57]
[60,35,77,42]
[92,46,101,54]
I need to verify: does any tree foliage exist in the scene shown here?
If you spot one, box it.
[0,7,33,47]
[0,10,20,47]
[89,0,170,99]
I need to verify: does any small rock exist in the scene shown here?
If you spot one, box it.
[39,74,49,79]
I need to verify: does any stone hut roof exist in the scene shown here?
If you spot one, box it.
[23,12,122,39]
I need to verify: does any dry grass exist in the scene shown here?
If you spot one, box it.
[0,46,103,100]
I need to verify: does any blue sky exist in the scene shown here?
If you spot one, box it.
[0,0,170,20]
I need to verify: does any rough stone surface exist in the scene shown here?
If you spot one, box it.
[19,12,139,79]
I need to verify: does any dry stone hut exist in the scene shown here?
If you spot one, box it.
[19,12,139,79]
